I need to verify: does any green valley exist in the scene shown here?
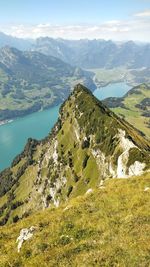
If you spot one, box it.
[0,47,95,122]
[103,83,150,138]
[88,67,150,88]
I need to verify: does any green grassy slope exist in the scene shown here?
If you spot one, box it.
[103,84,150,138]
[0,172,150,267]
[88,68,150,88]
[0,47,95,121]
[0,84,149,226]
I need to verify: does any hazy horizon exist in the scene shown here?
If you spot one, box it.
[0,30,150,44]
[0,0,150,41]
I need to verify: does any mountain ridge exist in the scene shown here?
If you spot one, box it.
[0,47,95,122]
[0,32,150,69]
[0,31,33,50]
[0,84,149,226]
[32,38,150,69]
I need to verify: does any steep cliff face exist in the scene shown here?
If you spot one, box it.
[0,84,150,224]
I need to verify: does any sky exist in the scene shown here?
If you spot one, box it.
[0,0,150,41]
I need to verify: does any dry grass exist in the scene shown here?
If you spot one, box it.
[0,173,150,267]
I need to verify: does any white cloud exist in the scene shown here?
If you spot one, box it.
[0,12,150,42]
[134,9,150,17]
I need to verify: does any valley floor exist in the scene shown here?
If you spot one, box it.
[88,67,150,88]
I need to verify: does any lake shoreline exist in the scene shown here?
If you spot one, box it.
[0,82,130,171]
[94,78,134,89]
[0,105,60,171]
[0,81,131,128]
[0,81,131,126]
[0,119,13,127]
[0,103,61,128]
[93,81,130,100]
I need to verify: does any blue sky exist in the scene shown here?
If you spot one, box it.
[0,0,150,41]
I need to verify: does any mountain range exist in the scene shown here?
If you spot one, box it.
[0,32,150,69]
[0,46,95,121]
[0,32,33,50]
[32,38,150,69]
[0,32,150,123]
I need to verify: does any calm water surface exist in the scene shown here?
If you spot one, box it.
[0,105,60,170]
[0,82,130,171]
[94,82,130,100]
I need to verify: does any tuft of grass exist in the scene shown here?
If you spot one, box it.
[0,173,150,266]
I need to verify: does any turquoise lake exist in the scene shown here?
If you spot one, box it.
[0,82,130,171]
[0,105,60,171]
[93,82,130,100]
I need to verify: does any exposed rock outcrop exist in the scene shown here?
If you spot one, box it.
[16,226,36,252]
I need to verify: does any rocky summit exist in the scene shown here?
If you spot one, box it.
[0,84,150,226]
